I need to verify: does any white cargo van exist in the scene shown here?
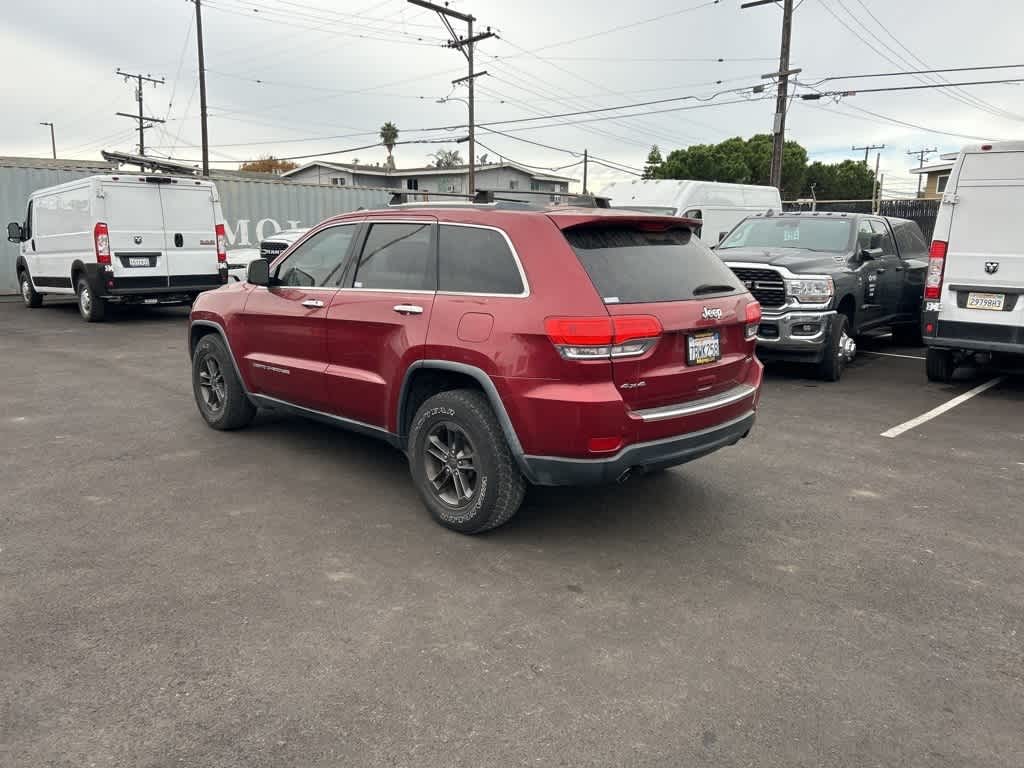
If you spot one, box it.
[921,142,1024,381]
[6,175,228,321]
[599,179,782,245]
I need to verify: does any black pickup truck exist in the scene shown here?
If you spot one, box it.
[716,211,928,381]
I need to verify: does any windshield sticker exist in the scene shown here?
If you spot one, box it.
[783,228,800,242]
[604,296,620,304]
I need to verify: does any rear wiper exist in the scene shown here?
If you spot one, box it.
[692,283,737,295]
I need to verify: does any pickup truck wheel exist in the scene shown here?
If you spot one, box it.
[76,275,105,322]
[817,314,854,382]
[926,347,955,383]
[19,271,43,308]
[192,334,256,430]
[409,389,526,534]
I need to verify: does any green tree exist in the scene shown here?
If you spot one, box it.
[642,145,663,179]
[431,149,464,168]
[806,159,875,200]
[379,121,399,166]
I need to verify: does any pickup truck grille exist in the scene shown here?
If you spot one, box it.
[727,266,786,308]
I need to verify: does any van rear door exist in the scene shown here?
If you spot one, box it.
[101,179,168,285]
[158,182,221,289]
[943,150,1024,329]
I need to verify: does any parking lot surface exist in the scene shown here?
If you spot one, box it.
[2,300,1022,767]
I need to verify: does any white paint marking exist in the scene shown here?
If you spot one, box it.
[861,351,926,361]
[881,376,1006,438]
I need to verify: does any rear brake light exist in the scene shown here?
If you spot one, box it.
[545,315,662,360]
[215,223,227,263]
[744,301,762,341]
[94,222,111,265]
[925,241,947,299]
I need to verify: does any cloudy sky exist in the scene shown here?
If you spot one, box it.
[4,0,1022,197]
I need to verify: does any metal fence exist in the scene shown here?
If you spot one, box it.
[783,198,940,241]
[0,161,391,294]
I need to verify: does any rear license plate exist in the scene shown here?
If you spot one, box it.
[688,330,721,365]
[966,292,1005,311]
[128,257,150,268]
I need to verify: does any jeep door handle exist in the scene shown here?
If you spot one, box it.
[393,304,424,315]
[301,299,325,308]
[876,268,886,274]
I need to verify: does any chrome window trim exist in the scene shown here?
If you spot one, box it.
[437,222,531,299]
[633,383,757,422]
[345,218,437,293]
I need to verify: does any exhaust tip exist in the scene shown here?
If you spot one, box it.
[617,468,634,484]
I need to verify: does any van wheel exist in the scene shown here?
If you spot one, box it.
[76,275,105,322]
[19,271,43,308]
[408,389,526,534]
[926,348,955,383]
[817,314,854,382]
[192,334,256,430]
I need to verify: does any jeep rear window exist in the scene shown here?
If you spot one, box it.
[564,225,744,304]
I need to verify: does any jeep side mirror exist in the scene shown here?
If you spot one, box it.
[247,258,270,286]
[7,222,24,243]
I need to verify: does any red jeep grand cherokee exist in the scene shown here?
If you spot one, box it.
[189,204,763,533]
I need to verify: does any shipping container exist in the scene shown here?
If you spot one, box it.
[1,158,390,294]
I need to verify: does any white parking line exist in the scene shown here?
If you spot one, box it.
[861,351,926,361]
[880,376,1007,438]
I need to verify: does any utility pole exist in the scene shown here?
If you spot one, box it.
[583,149,588,194]
[852,143,885,165]
[194,0,210,176]
[409,0,494,195]
[743,0,794,190]
[872,152,881,213]
[115,68,165,157]
[39,122,55,159]
[907,146,937,197]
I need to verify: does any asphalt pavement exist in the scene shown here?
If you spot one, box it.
[1,300,1022,767]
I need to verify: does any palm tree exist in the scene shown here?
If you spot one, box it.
[432,149,464,169]
[379,122,399,168]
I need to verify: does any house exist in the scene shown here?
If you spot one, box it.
[908,153,957,199]
[281,160,575,203]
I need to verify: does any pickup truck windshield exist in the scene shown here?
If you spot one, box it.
[719,218,853,252]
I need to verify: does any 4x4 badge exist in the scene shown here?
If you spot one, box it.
[985,261,999,274]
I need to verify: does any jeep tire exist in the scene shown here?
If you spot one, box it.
[192,334,256,430]
[408,389,526,534]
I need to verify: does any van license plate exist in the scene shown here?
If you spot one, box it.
[966,292,1005,311]
[688,330,721,365]
[128,257,150,268]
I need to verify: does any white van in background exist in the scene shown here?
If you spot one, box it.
[921,142,1024,381]
[599,179,782,245]
[7,175,228,321]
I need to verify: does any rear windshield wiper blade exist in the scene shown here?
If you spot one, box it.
[692,283,737,295]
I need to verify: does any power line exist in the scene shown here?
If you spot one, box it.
[165,136,469,165]
[796,99,1004,142]
[799,77,1024,99]
[478,126,643,173]
[114,68,165,157]
[801,63,1024,86]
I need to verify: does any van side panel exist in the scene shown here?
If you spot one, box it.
[32,184,92,292]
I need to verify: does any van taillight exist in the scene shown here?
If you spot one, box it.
[94,222,111,265]
[925,241,947,300]
[215,223,227,263]
[545,315,662,359]
[744,301,762,341]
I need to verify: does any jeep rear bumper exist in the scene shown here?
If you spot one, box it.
[520,411,756,486]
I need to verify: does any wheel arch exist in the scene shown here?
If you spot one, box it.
[836,293,856,328]
[189,320,251,396]
[396,361,525,464]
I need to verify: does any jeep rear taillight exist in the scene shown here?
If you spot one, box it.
[925,240,947,300]
[215,223,228,263]
[545,315,662,360]
[94,222,111,265]
[744,301,762,341]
